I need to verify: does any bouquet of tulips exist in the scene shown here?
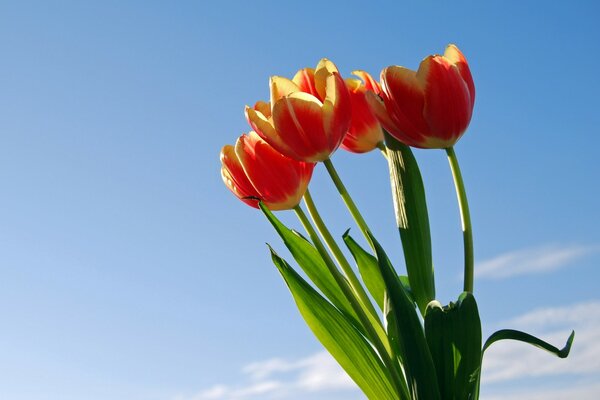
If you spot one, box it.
[219,45,574,400]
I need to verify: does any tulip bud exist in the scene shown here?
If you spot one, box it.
[247,59,351,163]
[368,44,475,149]
[220,132,315,211]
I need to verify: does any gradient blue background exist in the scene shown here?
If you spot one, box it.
[1,1,599,399]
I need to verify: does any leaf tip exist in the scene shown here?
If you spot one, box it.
[560,330,575,358]
[342,228,351,239]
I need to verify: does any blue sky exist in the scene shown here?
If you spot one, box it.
[1,1,599,399]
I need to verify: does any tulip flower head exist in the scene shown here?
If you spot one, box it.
[245,59,351,162]
[340,71,384,153]
[368,44,475,149]
[220,132,315,211]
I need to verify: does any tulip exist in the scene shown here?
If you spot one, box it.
[368,44,475,149]
[340,71,384,153]
[220,131,315,211]
[245,59,351,162]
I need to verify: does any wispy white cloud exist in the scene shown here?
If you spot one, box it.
[483,381,600,400]
[180,300,600,400]
[480,301,600,397]
[177,381,284,400]
[173,351,356,400]
[506,300,600,330]
[475,244,597,279]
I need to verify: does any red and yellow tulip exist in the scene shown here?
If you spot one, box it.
[245,59,351,162]
[218,48,578,400]
[341,71,384,153]
[368,44,475,149]
[220,132,315,210]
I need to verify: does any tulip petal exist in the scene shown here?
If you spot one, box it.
[220,144,260,208]
[314,58,339,101]
[272,92,331,162]
[365,91,404,137]
[245,105,278,140]
[270,76,300,106]
[352,70,381,95]
[236,133,290,202]
[381,66,430,147]
[444,45,475,109]
[344,78,361,93]
[253,100,272,119]
[342,124,383,153]
[293,68,319,99]
[322,72,351,153]
[421,56,472,147]
[235,132,313,210]
[341,79,383,153]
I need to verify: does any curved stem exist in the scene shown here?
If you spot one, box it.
[446,147,474,293]
[323,158,374,249]
[293,205,407,398]
[303,189,381,324]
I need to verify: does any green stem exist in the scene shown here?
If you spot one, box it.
[376,141,388,159]
[294,205,408,398]
[323,158,374,249]
[303,189,381,327]
[446,147,474,293]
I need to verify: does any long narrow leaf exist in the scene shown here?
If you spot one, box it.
[369,232,441,400]
[343,231,386,310]
[474,329,575,398]
[385,133,435,315]
[344,233,416,311]
[259,203,360,328]
[398,275,416,304]
[270,248,399,400]
[483,329,574,356]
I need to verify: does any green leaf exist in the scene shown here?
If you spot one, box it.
[369,232,441,400]
[424,292,482,400]
[343,233,417,311]
[384,133,435,315]
[270,248,399,400]
[259,203,359,327]
[399,275,416,304]
[483,329,575,357]
[473,329,575,399]
[343,231,386,310]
